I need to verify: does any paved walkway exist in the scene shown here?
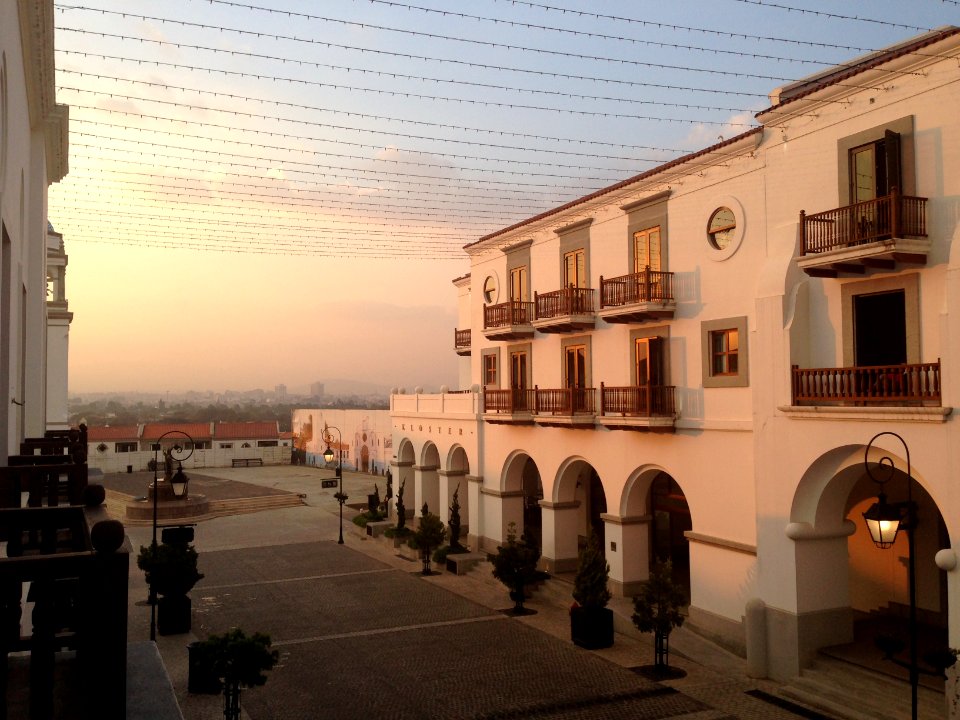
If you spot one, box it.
[121,465,831,720]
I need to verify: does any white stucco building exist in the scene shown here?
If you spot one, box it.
[391,26,960,695]
[0,0,70,455]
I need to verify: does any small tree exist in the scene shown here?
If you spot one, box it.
[491,522,541,614]
[411,503,446,575]
[448,484,463,551]
[395,478,407,532]
[573,532,611,610]
[194,628,279,720]
[632,559,686,671]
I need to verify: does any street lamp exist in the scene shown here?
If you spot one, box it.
[862,431,918,720]
[149,430,194,641]
[322,424,347,545]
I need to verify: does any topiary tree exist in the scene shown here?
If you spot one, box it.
[632,559,686,671]
[573,531,611,610]
[194,628,279,720]
[448,484,463,552]
[395,478,407,532]
[411,503,446,575]
[491,522,541,614]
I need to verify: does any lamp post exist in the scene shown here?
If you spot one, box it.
[862,431,918,720]
[322,425,347,545]
[149,430,193,641]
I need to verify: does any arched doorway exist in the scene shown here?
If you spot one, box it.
[361,445,370,473]
[649,472,691,602]
[418,442,441,516]
[521,457,543,549]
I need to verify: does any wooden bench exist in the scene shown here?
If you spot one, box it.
[231,458,263,467]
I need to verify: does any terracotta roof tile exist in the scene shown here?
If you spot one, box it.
[214,421,280,440]
[141,423,213,441]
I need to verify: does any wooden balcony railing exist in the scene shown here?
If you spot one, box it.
[600,268,675,307]
[484,387,536,413]
[454,328,471,350]
[484,300,535,329]
[0,504,129,719]
[535,387,596,415]
[800,188,927,256]
[791,361,941,406]
[599,383,676,416]
[534,287,596,319]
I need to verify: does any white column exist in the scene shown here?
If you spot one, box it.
[541,500,580,574]
[602,513,651,597]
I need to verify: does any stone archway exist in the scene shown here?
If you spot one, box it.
[416,442,441,518]
[440,445,470,535]
[502,452,539,546]
[783,443,952,679]
[393,439,416,523]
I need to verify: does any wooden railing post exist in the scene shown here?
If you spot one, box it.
[598,276,605,308]
[798,211,806,256]
[599,382,605,415]
[644,265,651,302]
[890,186,900,238]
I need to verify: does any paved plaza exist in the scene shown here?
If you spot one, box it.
[116,466,830,719]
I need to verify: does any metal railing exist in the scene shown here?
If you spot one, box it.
[800,188,927,255]
[600,267,675,308]
[534,286,596,319]
[599,384,676,416]
[483,300,535,329]
[791,361,941,406]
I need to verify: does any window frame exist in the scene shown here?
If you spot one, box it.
[114,441,137,453]
[481,348,500,387]
[701,316,749,388]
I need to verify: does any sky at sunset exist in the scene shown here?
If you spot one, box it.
[49,1,957,394]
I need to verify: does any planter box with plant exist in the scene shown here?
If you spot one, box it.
[492,522,542,615]
[137,539,203,635]
[410,503,446,575]
[570,531,613,649]
[632,558,686,678]
[189,628,278,720]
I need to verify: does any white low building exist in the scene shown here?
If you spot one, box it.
[391,27,960,697]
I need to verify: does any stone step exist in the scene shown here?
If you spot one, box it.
[776,655,946,720]
[206,494,304,515]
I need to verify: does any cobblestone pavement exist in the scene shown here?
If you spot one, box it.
[124,467,834,720]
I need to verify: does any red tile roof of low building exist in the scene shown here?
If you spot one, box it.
[141,423,213,441]
[87,425,140,442]
[279,431,294,439]
[214,421,280,440]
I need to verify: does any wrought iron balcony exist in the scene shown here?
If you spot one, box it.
[790,362,941,406]
[798,189,929,277]
[598,268,676,324]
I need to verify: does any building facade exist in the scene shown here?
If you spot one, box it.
[0,0,69,455]
[391,28,960,688]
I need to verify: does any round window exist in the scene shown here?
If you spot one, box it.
[707,207,736,250]
[482,275,498,304]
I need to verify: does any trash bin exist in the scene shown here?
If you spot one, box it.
[126,465,133,474]
[187,642,221,694]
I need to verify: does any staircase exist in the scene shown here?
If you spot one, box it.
[777,654,946,720]
[207,494,304,516]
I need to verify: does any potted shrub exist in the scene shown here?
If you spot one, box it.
[137,540,203,635]
[570,531,613,649]
[632,559,686,677]
[491,522,542,615]
[191,628,278,720]
[410,503,445,575]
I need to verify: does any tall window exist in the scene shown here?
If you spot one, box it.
[635,337,663,386]
[710,329,738,376]
[509,265,528,301]
[849,129,901,203]
[483,353,498,386]
[565,345,587,389]
[633,226,661,273]
[563,249,586,288]
[510,351,528,389]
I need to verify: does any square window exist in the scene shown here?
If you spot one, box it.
[701,317,748,388]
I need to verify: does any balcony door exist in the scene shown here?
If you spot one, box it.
[563,249,586,288]
[854,290,906,367]
[509,265,528,301]
[510,350,529,410]
[633,226,661,273]
[849,129,901,203]
[635,337,664,387]
[565,344,587,411]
